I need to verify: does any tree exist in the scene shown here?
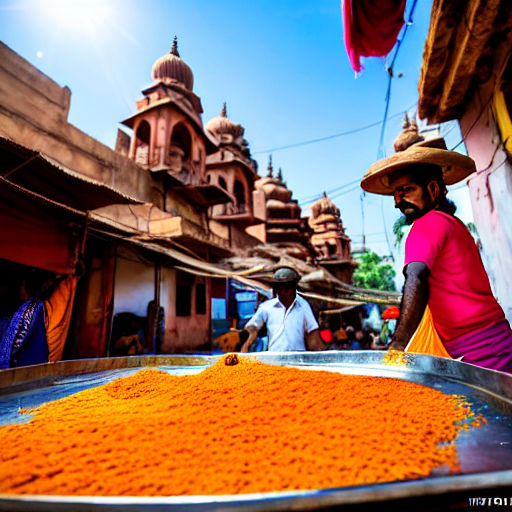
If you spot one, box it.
[392,216,409,249]
[353,250,397,292]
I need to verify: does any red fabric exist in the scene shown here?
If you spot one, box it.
[0,183,78,274]
[405,210,505,343]
[342,0,406,72]
[320,329,333,343]
[69,242,116,358]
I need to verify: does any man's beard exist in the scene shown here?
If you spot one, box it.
[395,201,425,224]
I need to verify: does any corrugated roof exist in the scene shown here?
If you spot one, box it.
[0,136,142,210]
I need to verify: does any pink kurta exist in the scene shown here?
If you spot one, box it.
[405,210,512,372]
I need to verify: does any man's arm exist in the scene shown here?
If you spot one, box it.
[389,261,430,351]
[240,325,258,353]
[306,328,325,351]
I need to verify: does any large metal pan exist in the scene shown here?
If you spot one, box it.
[0,351,511,511]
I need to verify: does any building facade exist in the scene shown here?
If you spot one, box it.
[308,193,357,283]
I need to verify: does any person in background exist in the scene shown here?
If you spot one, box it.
[110,312,146,357]
[0,267,77,368]
[334,323,348,344]
[319,314,334,345]
[351,329,363,350]
[240,267,324,352]
[370,330,387,350]
[345,325,356,348]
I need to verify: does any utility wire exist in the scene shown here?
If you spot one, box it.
[371,0,419,259]
[298,178,360,204]
[376,0,419,160]
[300,183,360,206]
[253,103,416,155]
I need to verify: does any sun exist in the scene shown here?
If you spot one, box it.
[37,0,112,35]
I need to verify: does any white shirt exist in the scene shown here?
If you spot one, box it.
[245,294,319,351]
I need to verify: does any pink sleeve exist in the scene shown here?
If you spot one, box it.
[404,213,448,270]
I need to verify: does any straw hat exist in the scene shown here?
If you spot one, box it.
[361,145,476,196]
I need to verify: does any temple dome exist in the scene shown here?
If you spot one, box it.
[151,37,194,91]
[311,192,340,218]
[206,103,245,139]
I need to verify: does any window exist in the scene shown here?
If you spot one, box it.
[195,282,206,315]
[170,123,192,161]
[134,120,151,166]
[176,272,193,316]
[234,180,246,213]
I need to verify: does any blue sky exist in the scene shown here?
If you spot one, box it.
[0,0,472,263]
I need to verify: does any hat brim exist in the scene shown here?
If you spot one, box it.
[361,146,476,195]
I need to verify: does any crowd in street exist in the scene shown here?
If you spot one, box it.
[318,322,394,351]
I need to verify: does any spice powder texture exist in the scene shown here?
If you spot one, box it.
[0,355,479,496]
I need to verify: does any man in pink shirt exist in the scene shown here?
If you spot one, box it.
[361,145,512,373]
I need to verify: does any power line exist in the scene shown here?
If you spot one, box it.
[376,0,419,160]
[253,103,416,155]
[298,178,360,203]
[373,0,419,261]
[299,183,360,205]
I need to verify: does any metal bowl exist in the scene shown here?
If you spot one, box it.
[0,351,511,511]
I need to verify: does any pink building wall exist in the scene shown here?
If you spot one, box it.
[461,88,512,322]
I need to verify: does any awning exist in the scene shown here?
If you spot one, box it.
[0,136,142,211]
[0,176,82,274]
[88,224,273,297]
[320,305,362,315]
[298,291,363,308]
[418,0,512,124]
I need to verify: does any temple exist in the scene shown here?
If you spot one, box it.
[205,103,266,237]
[0,36,396,361]
[249,156,312,260]
[308,192,357,283]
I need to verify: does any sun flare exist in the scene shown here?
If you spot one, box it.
[37,0,112,35]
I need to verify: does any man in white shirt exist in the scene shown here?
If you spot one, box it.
[240,267,324,352]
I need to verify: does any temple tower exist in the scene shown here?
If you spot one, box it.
[205,103,266,226]
[118,37,226,208]
[308,192,357,283]
[253,156,311,259]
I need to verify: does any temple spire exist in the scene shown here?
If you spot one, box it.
[402,112,410,129]
[267,155,273,177]
[170,36,180,57]
[277,167,283,181]
[393,112,424,152]
[221,102,227,117]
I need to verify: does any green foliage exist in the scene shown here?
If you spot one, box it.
[353,250,397,292]
[393,216,408,249]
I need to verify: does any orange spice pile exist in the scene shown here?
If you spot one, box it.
[0,354,483,496]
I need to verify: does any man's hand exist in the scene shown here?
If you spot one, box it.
[388,340,406,351]
[240,326,258,352]
[389,261,430,351]
[306,329,325,351]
